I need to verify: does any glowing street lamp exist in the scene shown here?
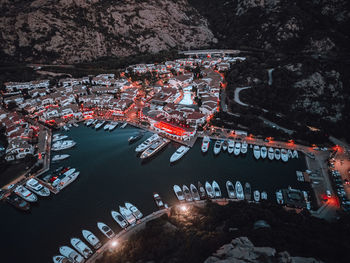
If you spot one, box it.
[180,205,188,212]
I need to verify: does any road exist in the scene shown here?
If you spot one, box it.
[258,116,294,135]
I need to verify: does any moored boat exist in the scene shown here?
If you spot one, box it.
[111,210,128,228]
[125,202,143,219]
[182,185,193,202]
[140,137,169,159]
[241,141,248,154]
[213,140,223,155]
[85,120,94,127]
[108,122,118,131]
[281,149,289,162]
[53,134,69,142]
[205,181,215,198]
[71,238,93,259]
[94,121,105,130]
[6,193,30,211]
[288,149,293,158]
[128,133,144,144]
[190,184,200,201]
[59,246,84,263]
[244,182,251,200]
[201,136,210,153]
[222,140,228,151]
[104,122,111,131]
[135,134,159,153]
[52,140,76,151]
[26,178,50,197]
[119,206,137,225]
[227,140,234,154]
[212,180,221,198]
[253,145,260,159]
[173,185,185,201]
[253,190,260,202]
[97,222,115,239]
[52,154,70,162]
[52,255,72,263]
[268,147,274,160]
[276,190,284,204]
[234,142,241,156]
[260,146,267,159]
[261,191,268,200]
[170,146,190,163]
[14,185,37,202]
[292,150,299,158]
[197,181,207,199]
[274,148,281,160]
[226,180,235,199]
[120,122,127,128]
[153,192,165,209]
[235,181,244,200]
[55,171,80,191]
[82,230,102,249]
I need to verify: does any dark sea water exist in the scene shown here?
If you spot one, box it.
[0,125,306,263]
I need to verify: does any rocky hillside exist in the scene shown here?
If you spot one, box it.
[0,0,215,64]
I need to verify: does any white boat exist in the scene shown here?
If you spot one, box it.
[241,141,248,154]
[104,123,111,131]
[53,135,68,142]
[82,230,102,249]
[227,140,234,154]
[85,120,94,127]
[128,133,144,144]
[182,185,193,202]
[52,140,76,151]
[292,150,299,158]
[68,124,72,128]
[52,255,72,263]
[205,181,215,198]
[213,140,223,155]
[94,121,105,130]
[234,142,241,156]
[14,185,37,202]
[108,122,118,131]
[260,146,267,159]
[276,190,284,204]
[125,202,143,219]
[274,149,281,160]
[119,205,137,225]
[198,181,207,199]
[268,147,274,160]
[288,149,293,158]
[253,145,260,159]
[56,171,80,191]
[135,134,159,153]
[253,190,260,202]
[235,181,244,200]
[153,192,165,209]
[212,181,221,198]
[59,246,84,263]
[226,180,235,199]
[140,137,169,159]
[173,185,185,201]
[72,123,79,128]
[52,154,70,162]
[201,136,210,153]
[170,146,190,163]
[63,126,70,131]
[71,238,93,259]
[97,222,115,239]
[222,141,228,151]
[281,149,289,162]
[244,182,251,200]
[90,120,98,127]
[111,210,128,228]
[261,191,268,200]
[120,122,127,128]
[190,184,200,201]
[26,178,50,197]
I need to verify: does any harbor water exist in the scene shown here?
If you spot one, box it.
[0,125,306,263]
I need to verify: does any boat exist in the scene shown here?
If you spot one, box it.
[190,184,200,201]
[268,147,274,160]
[97,222,115,239]
[68,124,72,128]
[85,120,94,127]
[63,126,70,131]
[119,206,137,225]
[182,185,193,202]
[281,149,289,162]
[170,146,190,163]
[53,135,69,142]
[274,148,281,160]
[173,185,185,201]
[108,122,119,131]
[82,230,102,249]
[120,122,127,128]
[52,140,76,151]
[135,134,159,153]
[212,181,221,198]
[104,122,111,131]
[226,180,235,199]
[26,178,50,197]
[227,140,234,154]
[72,123,79,128]
[288,149,293,158]
[244,182,251,200]
[6,193,30,211]
[59,246,84,263]
[241,141,248,154]
[222,140,228,151]
[276,190,284,204]
[201,136,210,153]
[94,121,105,130]
[111,211,128,228]
[90,120,98,128]
[234,142,241,156]
[213,140,223,155]
[140,137,169,159]
[205,181,215,198]
[52,255,72,263]
[260,146,267,159]
[55,171,80,191]
[52,154,70,162]
[71,238,93,259]
[261,191,268,200]
[197,181,207,199]
[125,202,143,219]
[14,185,37,202]
[253,190,260,202]
[128,133,144,144]
[292,150,299,158]
[253,145,260,159]
[235,181,244,200]
[153,192,165,209]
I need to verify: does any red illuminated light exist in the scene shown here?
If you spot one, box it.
[154,121,186,136]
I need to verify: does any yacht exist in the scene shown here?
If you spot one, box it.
[201,136,210,153]
[227,140,235,154]
[261,191,268,200]
[190,184,200,201]
[135,134,159,153]
[235,181,244,200]
[52,255,71,263]
[182,185,193,202]
[128,133,144,144]
[226,181,235,199]
[120,122,127,129]
[260,146,267,159]
[222,140,228,151]
[26,178,50,197]
[213,140,223,155]
[108,122,119,131]
[71,238,93,259]
[53,134,68,142]
[205,181,215,198]
[14,185,37,202]
[253,190,260,202]
[85,119,94,127]
[241,141,248,154]
[140,137,169,159]
[82,230,102,249]
[274,148,281,160]
[94,121,105,130]
[153,192,165,209]
[52,154,70,162]
[268,147,274,160]
[90,120,98,128]
[281,149,289,162]
[244,182,251,200]
[97,222,115,239]
[119,205,137,225]
[276,190,284,204]
[52,140,76,151]
[212,181,221,198]
[197,181,207,199]
[288,149,293,158]
[170,146,190,163]
[111,210,128,228]
[125,202,143,219]
[234,142,241,156]
[6,193,30,211]
[104,122,111,131]
[173,185,185,201]
[55,171,80,191]
[292,150,299,158]
[253,145,260,159]
[59,246,84,263]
